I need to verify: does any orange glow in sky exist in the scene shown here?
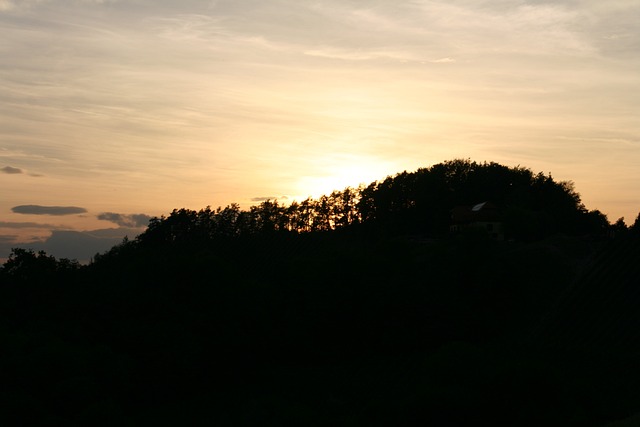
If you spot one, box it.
[1,0,639,260]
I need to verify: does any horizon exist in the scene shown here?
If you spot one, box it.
[2,0,639,261]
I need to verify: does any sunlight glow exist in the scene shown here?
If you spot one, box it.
[294,155,397,200]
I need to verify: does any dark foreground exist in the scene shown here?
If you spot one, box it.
[2,230,640,426]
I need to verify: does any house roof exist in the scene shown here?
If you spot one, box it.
[471,202,488,212]
[451,201,501,223]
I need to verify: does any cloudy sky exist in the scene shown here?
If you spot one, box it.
[1,0,639,261]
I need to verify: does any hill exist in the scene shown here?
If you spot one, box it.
[1,159,639,426]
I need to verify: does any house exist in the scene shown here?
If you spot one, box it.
[450,201,504,240]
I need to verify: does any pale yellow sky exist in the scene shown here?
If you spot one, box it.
[1,0,639,260]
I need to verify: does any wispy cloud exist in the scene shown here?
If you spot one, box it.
[11,205,88,215]
[0,0,120,13]
[0,0,638,229]
[251,196,289,203]
[150,14,225,42]
[0,221,60,229]
[1,166,22,174]
[0,235,18,243]
[97,212,151,227]
[429,57,455,63]
[0,0,14,12]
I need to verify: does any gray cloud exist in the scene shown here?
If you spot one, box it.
[0,235,17,244]
[11,205,88,215]
[1,227,142,263]
[0,221,59,229]
[97,212,152,227]
[2,166,23,174]
[251,196,278,202]
[1,165,41,176]
[37,229,127,261]
[251,195,290,203]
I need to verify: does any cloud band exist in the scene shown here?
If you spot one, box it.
[11,205,88,216]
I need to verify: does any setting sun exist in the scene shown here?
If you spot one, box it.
[293,154,398,201]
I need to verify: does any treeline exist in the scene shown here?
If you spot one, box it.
[119,159,631,253]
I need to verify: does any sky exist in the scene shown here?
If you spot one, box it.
[1,0,639,261]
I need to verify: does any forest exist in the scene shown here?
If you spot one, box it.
[2,159,640,426]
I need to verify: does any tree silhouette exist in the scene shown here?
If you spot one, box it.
[2,159,640,426]
[631,212,640,234]
[1,248,79,284]
[129,159,612,246]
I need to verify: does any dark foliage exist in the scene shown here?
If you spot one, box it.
[128,159,608,248]
[1,160,638,426]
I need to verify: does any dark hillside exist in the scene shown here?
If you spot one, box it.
[1,160,638,426]
[534,235,640,352]
[526,235,640,424]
